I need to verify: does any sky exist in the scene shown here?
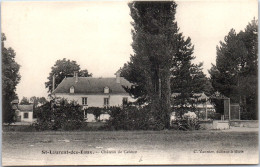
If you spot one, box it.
[1,0,258,99]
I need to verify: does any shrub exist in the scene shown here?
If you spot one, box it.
[104,105,164,130]
[33,98,85,131]
[33,102,53,131]
[53,99,84,130]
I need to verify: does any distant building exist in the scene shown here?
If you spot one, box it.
[11,100,36,123]
[52,69,135,121]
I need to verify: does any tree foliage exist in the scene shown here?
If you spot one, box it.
[122,1,178,128]
[30,96,48,107]
[45,58,92,93]
[33,99,84,131]
[105,105,164,130]
[20,96,48,107]
[170,32,211,116]
[122,2,209,120]
[20,97,30,105]
[209,18,258,119]
[2,33,21,123]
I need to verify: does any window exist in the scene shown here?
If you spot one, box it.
[123,97,128,106]
[70,86,74,93]
[24,112,29,119]
[104,87,109,94]
[104,98,109,106]
[82,97,88,106]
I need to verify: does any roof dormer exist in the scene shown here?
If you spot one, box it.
[70,86,75,93]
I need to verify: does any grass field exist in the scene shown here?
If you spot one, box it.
[2,130,258,165]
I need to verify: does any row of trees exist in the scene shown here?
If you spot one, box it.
[122,2,258,125]
[20,96,48,106]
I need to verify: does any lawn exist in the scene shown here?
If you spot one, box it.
[2,130,258,165]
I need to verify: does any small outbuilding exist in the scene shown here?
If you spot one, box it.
[11,100,36,123]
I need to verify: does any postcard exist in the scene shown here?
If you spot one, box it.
[2,0,258,165]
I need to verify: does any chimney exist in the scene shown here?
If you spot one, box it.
[75,72,78,83]
[115,68,121,83]
[52,74,55,92]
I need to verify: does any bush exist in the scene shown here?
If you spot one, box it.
[104,105,164,130]
[33,102,53,131]
[33,99,85,131]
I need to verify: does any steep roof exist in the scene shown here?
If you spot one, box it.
[18,105,33,112]
[53,77,132,94]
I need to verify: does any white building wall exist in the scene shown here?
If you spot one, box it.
[54,93,135,107]
[86,113,95,122]
[100,113,110,121]
[20,111,34,122]
[86,113,110,122]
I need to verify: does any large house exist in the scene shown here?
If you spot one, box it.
[52,70,135,121]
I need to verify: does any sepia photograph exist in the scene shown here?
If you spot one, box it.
[1,0,258,165]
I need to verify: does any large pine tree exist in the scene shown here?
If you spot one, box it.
[209,19,258,119]
[171,32,209,117]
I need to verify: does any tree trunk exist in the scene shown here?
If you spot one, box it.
[160,69,171,129]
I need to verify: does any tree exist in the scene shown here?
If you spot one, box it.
[20,97,30,105]
[170,32,209,117]
[79,69,92,77]
[122,3,209,120]
[209,19,258,119]
[30,96,48,107]
[45,58,92,93]
[122,1,178,129]
[2,33,21,123]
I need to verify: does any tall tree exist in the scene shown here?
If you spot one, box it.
[171,32,208,116]
[2,33,21,123]
[209,19,258,119]
[122,1,178,128]
[45,58,92,93]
